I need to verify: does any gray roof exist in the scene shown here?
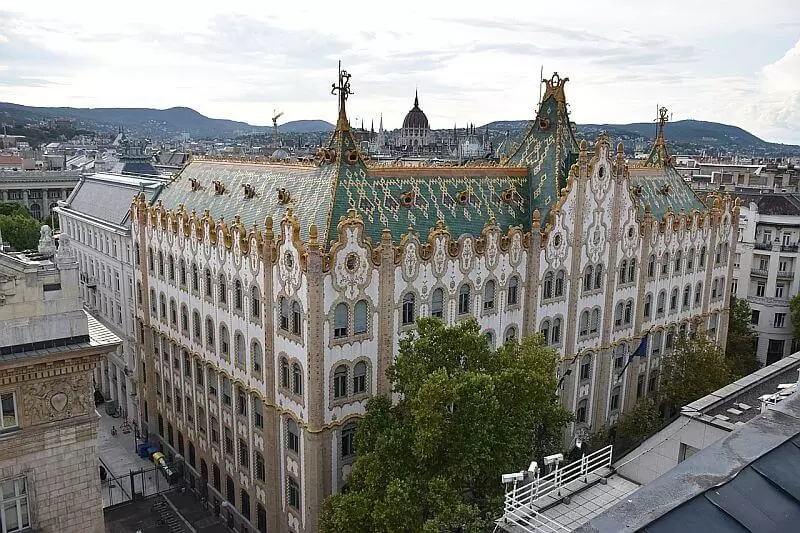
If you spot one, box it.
[157,159,337,239]
[65,173,165,227]
[734,191,800,216]
[577,390,800,533]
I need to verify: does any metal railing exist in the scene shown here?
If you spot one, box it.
[501,507,569,533]
[750,268,768,277]
[777,270,795,280]
[503,445,613,519]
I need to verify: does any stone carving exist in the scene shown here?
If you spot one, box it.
[403,240,419,280]
[460,238,474,273]
[332,227,370,300]
[509,232,522,266]
[432,235,447,276]
[279,235,302,297]
[22,374,90,424]
[546,216,568,269]
[486,232,499,268]
[38,225,56,257]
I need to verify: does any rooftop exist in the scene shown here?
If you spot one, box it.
[61,172,166,227]
[734,191,800,217]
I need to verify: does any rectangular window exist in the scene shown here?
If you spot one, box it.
[776,283,785,298]
[731,278,738,296]
[636,375,645,398]
[774,313,786,328]
[767,339,785,364]
[733,253,740,268]
[239,440,249,468]
[756,281,766,297]
[1,392,19,431]
[751,310,760,325]
[0,476,30,532]
[288,478,300,510]
[224,428,233,455]
[255,452,265,482]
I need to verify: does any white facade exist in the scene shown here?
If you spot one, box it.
[56,173,166,426]
[733,197,800,364]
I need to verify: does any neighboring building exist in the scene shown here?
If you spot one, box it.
[56,172,167,427]
[732,192,800,364]
[0,169,82,221]
[685,161,799,192]
[578,370,800,533]
[395,90,434,150]
[129,70,736,533]
[0,229,120,532]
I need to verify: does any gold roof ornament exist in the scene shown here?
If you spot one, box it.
[644,107,671,168]
[331,61,353,132]
[541,72,570,105]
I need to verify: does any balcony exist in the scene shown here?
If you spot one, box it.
[782,245,799,252]
[755,242,773,251]
[751,268,769,278]
[777,270,795,280]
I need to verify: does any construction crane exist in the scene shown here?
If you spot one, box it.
[272,110,284,147]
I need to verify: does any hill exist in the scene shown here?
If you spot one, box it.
[280,119,334,133]
[482,119,799,157]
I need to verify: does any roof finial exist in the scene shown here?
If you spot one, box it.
[644,106,671,168]
[414,87,419,108]
[331,60,353,131]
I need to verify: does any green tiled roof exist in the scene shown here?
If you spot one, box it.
[630,165,706,219]
[329,165,529,246]
[156,160,337,239]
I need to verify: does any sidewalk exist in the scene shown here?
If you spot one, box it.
[95,407,166,506]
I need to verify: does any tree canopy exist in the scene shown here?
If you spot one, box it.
[0,202,41,251]
[320,318,572,533]
[660,334,733,410]
[725,296,760,378]
[790,294,800,344]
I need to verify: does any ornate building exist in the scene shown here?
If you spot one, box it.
[0,229,121,532]
[395,90,434,150]
[130,68,737,533]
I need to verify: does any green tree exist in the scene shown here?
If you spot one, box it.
[790,294,800,343]
[320,318,573,533]
[0,202,32,217]
[616,397,661,442]
[661,335,732,410]
[0,213,40,251]
[725,296,760,378]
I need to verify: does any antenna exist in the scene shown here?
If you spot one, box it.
[539,65,544,104]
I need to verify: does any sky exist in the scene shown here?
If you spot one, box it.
[1,0,799,143]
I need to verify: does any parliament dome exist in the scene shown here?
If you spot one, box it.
[402,91,430,130]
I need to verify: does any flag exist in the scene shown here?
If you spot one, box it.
[618,334,649,379]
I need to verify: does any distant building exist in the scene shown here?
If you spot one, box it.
[56,172,167,427]
[732,192,800,364]
[395,90,434,150]
[0,229,120,532]
[0,169,82,222]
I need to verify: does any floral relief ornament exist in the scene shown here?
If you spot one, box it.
[334,227,370,300]
[403,240,419,280]
[432,235,448,275]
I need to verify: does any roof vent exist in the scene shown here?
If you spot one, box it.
[190,178,202,191]
[277,188,291,205]
[243,184,257,199]
[213,180,225,195]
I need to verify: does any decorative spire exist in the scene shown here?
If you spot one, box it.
[379,113,384,133]
[414,88,419,108]
[541,72,570,105]
[331,60,353,131]
[644,107,671,168]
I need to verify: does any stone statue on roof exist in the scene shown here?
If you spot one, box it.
[38,225,56,257]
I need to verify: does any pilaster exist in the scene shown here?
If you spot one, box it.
[377,229,395,395]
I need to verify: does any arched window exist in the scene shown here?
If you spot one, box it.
[590,308,600,333]
[699,246,707,267]
[205,317,215,349]
[251,341,263,376]
[179,259,186,286]
[280,357,289,388]
[170,299,178,328]
[504,326,517,344]
[648,254,656,278]
[674,250,682,273]
[191,262,199,291]
[193,310,201,341]
[179,303,187,332]
[610,386,621,411]
[484,280,496,309]
[619,260,628,284]
[628,258,636,283]
[583,266,593,292]
[552,318,562,344]
[577,399,588,424]
[218,274,227,304]
[543,272,553,299]
[579,311,589,336]
[458,285,471,315]
[670,287,678,311]
[158,251,165,276]
[334,365,347,398]
[292,363,303,396]
[508,277,519,306]
[431,288,444,317]
[219,324,229,356]
[644,293,653,319]
[694,282,703,307]
[168,254,175,281]
[354,300,368,334]
[204,268,212,297]
[711,278,719,299]
[686,248,695,272]
[624,300,633,324]
[235,332,245,366]
[661,253,669,276]
[342,423,356,458]
[657,290,666,314]
[234,280,243,311]
[134,243,141,266]
[615,302,624,326]
[580,355,592,380]
[485,331,494,347]
[353,362,366,395]
[594,264,603,289]
[554,270,565,297]
[292,301,302,336]
[159,293,167,320]
[286,419,299,453]
[279,298,289,331]
[250,286,261,319]
[540,320,551,344]
[683,284,691,308]
[402,293,416,325]
[334,303,348,338]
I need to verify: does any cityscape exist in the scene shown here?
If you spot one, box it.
[1,3,800,533]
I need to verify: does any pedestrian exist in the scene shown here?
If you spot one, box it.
[111,425,117,436]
